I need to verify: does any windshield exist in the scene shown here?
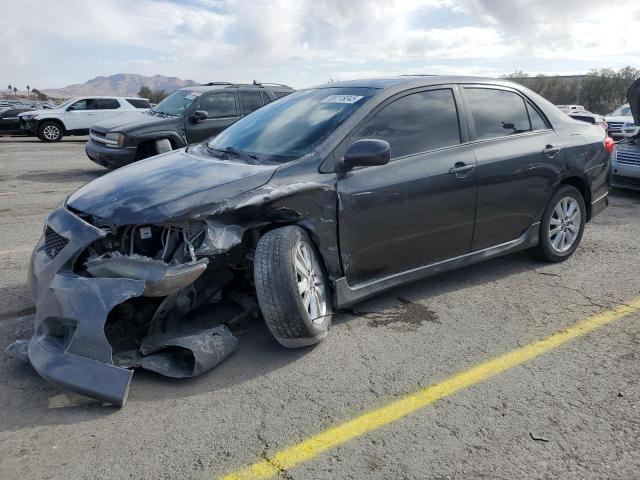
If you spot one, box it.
[56,99,75,110]
[152,89,199,116]
[207,87,376,163]
[611,105,631,117]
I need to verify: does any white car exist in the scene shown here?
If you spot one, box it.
[19,96,151,142]
[605,104,634,139]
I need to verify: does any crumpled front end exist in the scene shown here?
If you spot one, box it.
[26,204,246,407]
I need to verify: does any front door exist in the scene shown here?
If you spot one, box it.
[64,98,99,131]
[337,87,478,285]
[186,91,240,143]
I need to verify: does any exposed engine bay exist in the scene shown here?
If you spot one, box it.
[76,218,259,378]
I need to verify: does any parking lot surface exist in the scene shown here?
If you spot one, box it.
[1,137,639,479]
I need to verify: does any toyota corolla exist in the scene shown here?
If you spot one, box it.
[22,76,612,406]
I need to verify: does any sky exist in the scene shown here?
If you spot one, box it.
[2,0,639,91]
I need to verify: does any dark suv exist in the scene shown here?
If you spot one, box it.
[85,82,294,169]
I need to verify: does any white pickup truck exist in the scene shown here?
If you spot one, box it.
[19,96,150,142]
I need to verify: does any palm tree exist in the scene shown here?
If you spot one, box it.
[7,84,11,95]
[13,87,17,96]
[27,85,30,97]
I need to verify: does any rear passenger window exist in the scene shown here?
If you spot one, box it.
[86,99,100,110]
[527,103,549,130]
[98,98,120,110]
[260,91,272,105]
[354,89,461,159]
[196,92,237,118]
[125,98,151,109]
[465,88,531,140]
[239,91,263,114]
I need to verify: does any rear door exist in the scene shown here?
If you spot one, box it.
[186,91,239,143]
[238,89,264,116]
[461,86,563,250]
[97,98,123,122]
[337,87,478,285]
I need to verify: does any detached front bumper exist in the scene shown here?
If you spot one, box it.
[27,204,239,407]
[28,205,145,406]
[85,139,136,169]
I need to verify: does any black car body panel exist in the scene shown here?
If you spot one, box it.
[85,83,294,168]
[0,107,32,135]
[23,76,611,406]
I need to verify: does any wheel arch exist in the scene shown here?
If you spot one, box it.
[557,175,592,221]
[37,117,66,134]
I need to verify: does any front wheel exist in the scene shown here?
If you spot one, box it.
[254,226,333,348]
[38,121,63,142]
[531,185,586,262]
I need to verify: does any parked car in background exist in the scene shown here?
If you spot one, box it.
[19,96,151,142]
[605,104,634,139]
[557,104,586,112]
[84,82,294,169]
[563,110,608,132]
[611,79,640,191]
[27,76,612,405]
[0,107,34,135]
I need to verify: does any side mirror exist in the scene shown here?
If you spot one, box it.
[340,139,391,171]
[191,110,208,122]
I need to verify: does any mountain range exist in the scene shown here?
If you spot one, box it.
[42,74,200,98]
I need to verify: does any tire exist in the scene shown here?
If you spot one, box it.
[155,138,173,154]
[531,185,586,262]
[254,226,333,348]
[38,121,63,142]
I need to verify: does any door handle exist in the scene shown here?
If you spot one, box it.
[543,144,561,157]
[449,162,476,177]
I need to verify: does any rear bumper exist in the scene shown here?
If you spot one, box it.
[611,162,640,191]
[85,139,136,169]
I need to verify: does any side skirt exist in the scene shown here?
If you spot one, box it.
[334,223,540,308]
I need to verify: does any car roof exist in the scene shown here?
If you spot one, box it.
[185,82,294,93]
[311,75,521,90]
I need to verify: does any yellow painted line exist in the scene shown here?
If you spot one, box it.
[0,247,32,256]
[220,298,640,480]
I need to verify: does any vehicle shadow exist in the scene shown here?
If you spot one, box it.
[0,249,549,431]
[16,169,104,183]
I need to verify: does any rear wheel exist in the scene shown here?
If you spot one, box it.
[38,121,63,142]
[531,185,586,262]
[254,226,332,348]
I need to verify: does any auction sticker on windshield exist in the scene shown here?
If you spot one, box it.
[185,92,203,99]
[321,95,364,104]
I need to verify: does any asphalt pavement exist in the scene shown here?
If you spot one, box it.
[1,136,639,479]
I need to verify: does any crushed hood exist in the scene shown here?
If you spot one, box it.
[628,78,640,126]
[91,111,168,133]
[67,144,277,224]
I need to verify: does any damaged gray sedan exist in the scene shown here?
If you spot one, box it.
[24,76,611,406]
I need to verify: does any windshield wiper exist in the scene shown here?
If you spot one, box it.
[208,145,258,164]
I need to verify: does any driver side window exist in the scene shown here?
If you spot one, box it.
[353,89,461,159]
[196,92,237,119]
[69,100,88,111]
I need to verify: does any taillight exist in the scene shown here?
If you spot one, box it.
[604,137,614,155]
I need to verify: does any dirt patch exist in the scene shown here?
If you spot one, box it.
[343,297,440,331]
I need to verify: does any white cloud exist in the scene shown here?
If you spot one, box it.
[1,0,639,89]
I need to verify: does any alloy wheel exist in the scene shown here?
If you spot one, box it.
[294,240,327,322]
[548,196,581,253]
[42,125,60,141]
